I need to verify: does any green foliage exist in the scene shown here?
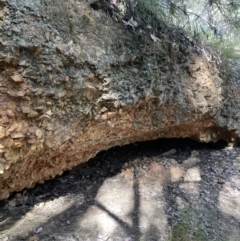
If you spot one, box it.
[68,21,74,34]
[210,39,240,59]
[136,0,240,60]
[167,223,207,241]
[136,0,240,37]
[137,0,165,24]
[166,208,208,241]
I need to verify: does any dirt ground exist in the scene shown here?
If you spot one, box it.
[0,138,240,241]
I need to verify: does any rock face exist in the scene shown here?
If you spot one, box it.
[0,0,240,199]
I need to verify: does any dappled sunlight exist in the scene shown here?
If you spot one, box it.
[2,196,75,238]
[78,169,168,240]
[79,204,120,235]
[33,196,75,215]
[219,176,240,219]
[175,196,188,210]
[139,185,168,236]
[79,180,134,234]
[1,138,240,241]
[184,166,201,182]
[170,164,185,182]
[179,182,200,197]
[96,180,134,219]
[176,166,201,196]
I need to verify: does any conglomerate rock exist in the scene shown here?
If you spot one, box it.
[0,0,240,199]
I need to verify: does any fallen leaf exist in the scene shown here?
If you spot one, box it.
[150,33,161,42]
[129,17,138,27]
[122,17,138,28]
[35,227,42,234]
[146,24,152,29]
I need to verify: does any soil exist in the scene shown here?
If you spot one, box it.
[0,138,240,241]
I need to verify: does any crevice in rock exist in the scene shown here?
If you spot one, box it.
[0,137,228,202]
[14,138,232,192]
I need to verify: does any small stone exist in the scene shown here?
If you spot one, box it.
[151,191,157,197]
[161,149,176,156]
[35,129,43,138]
[22,106,31,113]
[0,126,6,139]
[8,183,15,189]
[19,230,29,238]
[13,140,23,148]
[6,122,18,133]
[28,138,37,144]
[0,162,4,174]
[184,157,200,167]
[103,78,111,86]
[64,76,70,82]
[10,74,23,83]
[0,116,9,124]
[36,99,45,106]
[35,227,43,234]
[113,101,119,108]
[11,132,25,139]
[26,212,35,218]
[100,107,108,113]
[12,27,21,33]
[8,200,16,207]
[1,138,13,148]
[28,110,39,118]
[3,237,9,241]
[16,90,25,97]
[28,235,39,241]
[35,202,44,208]
[184,166,201,182]
[6,110,15,117]
[46,110,53,116]
[191,150,199,157]
[28,144,37,154]
[131,68,139,74]
[45,32,50,41]
[170,164,185,182]
[0,87,7,94]
[218,178,225,184]
[18,60,27,66]
[101,114,108,120]
[0,189,9,200]
[34,106,45,111]
[7,101,17,109]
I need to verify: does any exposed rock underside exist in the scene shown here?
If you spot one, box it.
[0,0,240,199]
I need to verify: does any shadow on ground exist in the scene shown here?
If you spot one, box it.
[1,138,240,241]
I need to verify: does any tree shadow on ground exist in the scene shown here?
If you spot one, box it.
[163,142,240,241]
[1,138,239,241]
[1,139,169,240]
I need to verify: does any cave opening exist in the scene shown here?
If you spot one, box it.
[2,138,240,241]
[11,138,229,199]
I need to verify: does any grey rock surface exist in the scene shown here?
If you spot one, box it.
[0,0,240,199]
